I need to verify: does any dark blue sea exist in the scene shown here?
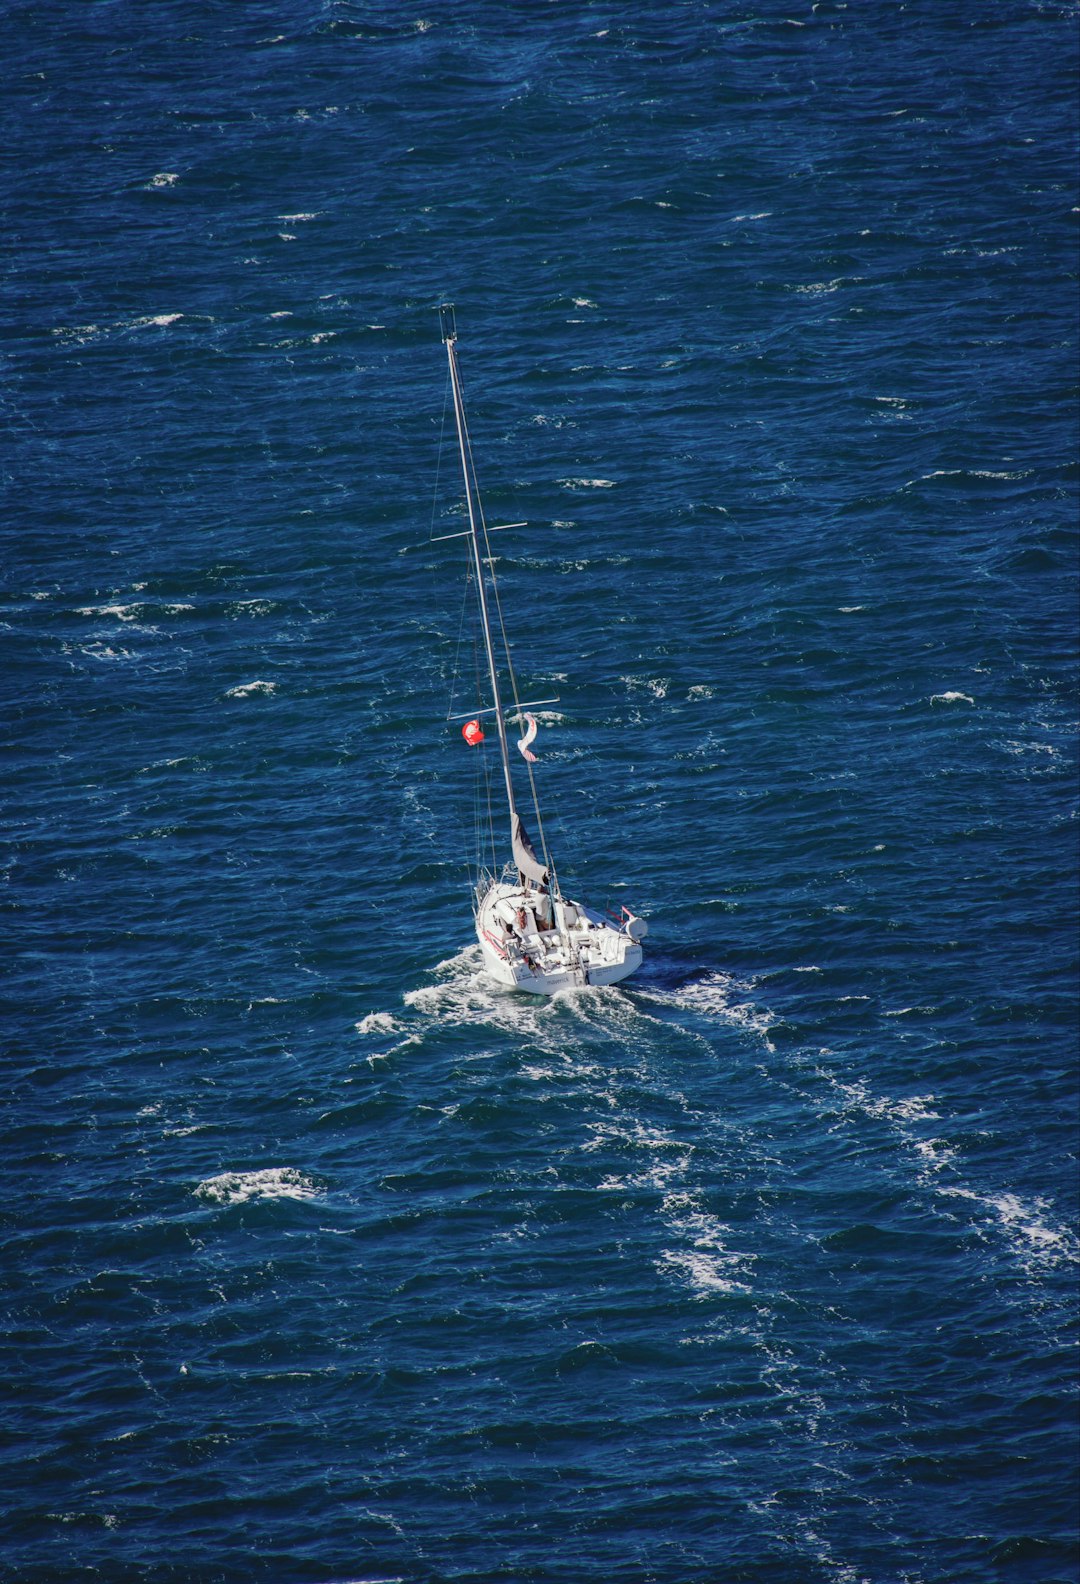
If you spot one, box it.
[3,3,1078,1581]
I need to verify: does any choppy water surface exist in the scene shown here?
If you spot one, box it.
[3,3,1078,1581]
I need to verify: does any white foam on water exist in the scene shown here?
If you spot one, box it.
[355,1012,400,1036]
[402,946,565,1050]
[195,1168,319,1206]
[657,1248,750,1296]
[225,680,276,698]
[321,1577,406,1584]
[585,1116,687,1156]
[793,277,849,295]
[52,322,103,344]
[813,1061,1078,1295]
[930,691,974,705]
[77,603,141,621]
[826,1078,939,1125]
[657,1190,755,1297]
[620,673,670,699]
[912,1137,959,1174]
[937,1186,1079,1271]
[642,971,776,1050]
[79,643,136,662]
[557,476,615,488]
[587,1118,693,1192]
[907,468,965,485]
[1000,738,1060,760]
[521,1059,606,1083]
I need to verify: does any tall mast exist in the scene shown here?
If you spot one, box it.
[440,306,519,828]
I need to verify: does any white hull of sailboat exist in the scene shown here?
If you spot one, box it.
[475,882,644,995]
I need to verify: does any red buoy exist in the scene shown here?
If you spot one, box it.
[462,719,484,746]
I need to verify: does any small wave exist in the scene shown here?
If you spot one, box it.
[557,477,615,489]
[792,277,852,296]
[147,172,178,187]
[194,1168,319,1206]
[225,680,276,698]
[930,691,974,705]
[355,1011,401,1036]
[76,603,142,621]
[230,598,277,615]
[79,643,136,662]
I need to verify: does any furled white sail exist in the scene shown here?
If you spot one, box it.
[511,812,548,887]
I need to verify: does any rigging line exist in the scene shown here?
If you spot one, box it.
[472,623,500,880]
[446,541,477,723]
[430,367,490,891]
[428,366,452,542]
[485,541,557,885]
[459,398,557,885]
[428,367,471,734]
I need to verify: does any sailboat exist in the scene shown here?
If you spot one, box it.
[437,304,647,994]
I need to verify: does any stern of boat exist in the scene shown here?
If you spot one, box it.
[474,877,645,995]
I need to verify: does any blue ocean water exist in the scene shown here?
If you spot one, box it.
[3,2,1078,1581]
